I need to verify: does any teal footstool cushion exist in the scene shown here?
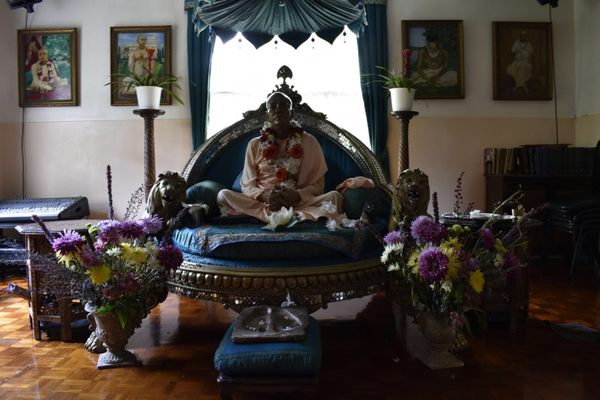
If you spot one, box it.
[214,317,321,378]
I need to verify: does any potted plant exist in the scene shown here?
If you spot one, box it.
[369,49,417,112]
[106,64,184,109]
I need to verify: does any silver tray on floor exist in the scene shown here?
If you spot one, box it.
[232,306,309,343]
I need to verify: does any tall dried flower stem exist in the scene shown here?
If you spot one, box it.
[106,165,114,220]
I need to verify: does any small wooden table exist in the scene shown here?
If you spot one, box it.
[15,219,102,341]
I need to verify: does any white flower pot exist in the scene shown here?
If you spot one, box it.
[389,87,415,112]
[135,86,163,110]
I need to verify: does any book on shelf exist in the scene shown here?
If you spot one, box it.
[483,144,595,177]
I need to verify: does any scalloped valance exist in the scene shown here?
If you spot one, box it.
[187,0,367,49]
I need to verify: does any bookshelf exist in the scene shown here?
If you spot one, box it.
[484,144,595,212]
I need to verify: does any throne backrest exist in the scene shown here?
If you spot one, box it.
[181,66,392,218]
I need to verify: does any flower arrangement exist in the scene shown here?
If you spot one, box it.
[382,200,528,329]
[34,214,183,329]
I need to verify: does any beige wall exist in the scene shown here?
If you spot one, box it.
[574,0,600,146]
[386,0,576,212]
[0,0,191,218]
[0,0,584,216]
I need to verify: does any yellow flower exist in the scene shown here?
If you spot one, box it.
[56,251,78,270]
[440,245,461,280]
[469,270,485,293]
[495,239,507,256]
[120,242,148,266]
[407,249,420,275]
[89,264,111,285]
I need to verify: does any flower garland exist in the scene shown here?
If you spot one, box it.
[259,121,304,188]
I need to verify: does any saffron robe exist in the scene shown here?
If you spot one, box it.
[217,132,343,223]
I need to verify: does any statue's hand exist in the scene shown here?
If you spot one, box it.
[277,188,301,208]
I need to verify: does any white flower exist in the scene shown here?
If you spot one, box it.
[262,207,297,231]
[441,280,453,293]
[320,201,337,215]
[106,247,121,257]
[387,263,401,272]
[381,246,393,264]
[494,254,504,267]
[325,218,339,232]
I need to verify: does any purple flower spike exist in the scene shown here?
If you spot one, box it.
[384,231,405,245]
[138,215,163,234]
[418,247,449,283]
[411,216,446,245]
[52,230,85,255]
[479,228,495,250]
[80,248,102,268]
[504,252,520,269]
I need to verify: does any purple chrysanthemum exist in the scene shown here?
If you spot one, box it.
[410,216,446,245]
[418,247,449,283]
[479,228,495,250]
[138,215,163,235]
[80,248,102,268]
[52,230,85,255]
[157,244,183,270]
[117,220,144,240]
[97,220,121,245]
[384,231,405,245]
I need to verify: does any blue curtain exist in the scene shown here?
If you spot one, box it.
[186,2,215,150]
[357,1,389,176]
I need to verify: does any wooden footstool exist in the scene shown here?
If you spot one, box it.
[214,317,321,400]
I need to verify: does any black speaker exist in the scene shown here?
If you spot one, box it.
[6,0,43,13]
[537,0,559,7]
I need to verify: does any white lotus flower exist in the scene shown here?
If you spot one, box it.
[262,207,297,231]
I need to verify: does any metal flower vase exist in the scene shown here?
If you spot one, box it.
[90,309,143,369]
[418,312,464,370]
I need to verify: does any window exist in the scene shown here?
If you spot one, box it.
[208,29,370,148]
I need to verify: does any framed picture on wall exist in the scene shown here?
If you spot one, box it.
[401,20,464,99]
[109,25,172,106]
[493,22,553,100]
[17,28,78,107]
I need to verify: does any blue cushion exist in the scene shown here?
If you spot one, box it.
[172,219,388,261]
[214,317,321,377]
[231,171,243,192]
[186,180,227,219]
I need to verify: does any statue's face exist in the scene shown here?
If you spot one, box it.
[137,36,147,47]
[398,170,430,214]
[266,93,291,129]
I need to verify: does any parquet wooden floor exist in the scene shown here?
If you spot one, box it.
[1,262,599,399]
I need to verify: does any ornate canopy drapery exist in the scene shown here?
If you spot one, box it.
[189,0,367,48]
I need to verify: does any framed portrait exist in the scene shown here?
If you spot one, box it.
[109,26,172,106]
[17,28,78,107]
[493,22,553,100]
[401,20,464,99]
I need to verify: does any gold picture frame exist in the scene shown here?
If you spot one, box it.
[401,20,465,99]
[109,25,172,106]
[17,28,78,107]
[493,21,553,101]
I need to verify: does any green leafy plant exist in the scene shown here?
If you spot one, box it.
[105,64,184,105]
[369,66,416,90]
[365,49,419,90]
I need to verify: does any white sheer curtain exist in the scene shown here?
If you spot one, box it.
[207,29,370,148]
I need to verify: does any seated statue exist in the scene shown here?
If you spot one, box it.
[159,65,393,312]
[217,92,343,223]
